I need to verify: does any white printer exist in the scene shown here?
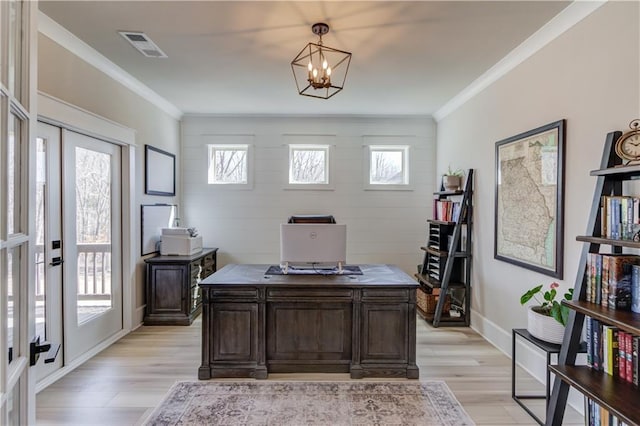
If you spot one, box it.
[160,227,203,256]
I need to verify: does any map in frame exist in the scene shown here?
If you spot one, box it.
[494,120,565,278]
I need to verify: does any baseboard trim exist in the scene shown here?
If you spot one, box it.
[135,305,146,329]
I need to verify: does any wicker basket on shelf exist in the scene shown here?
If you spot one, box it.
[416,287,451,314]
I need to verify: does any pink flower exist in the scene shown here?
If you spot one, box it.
[550,282,559,289]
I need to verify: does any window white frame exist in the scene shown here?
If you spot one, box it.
[207,144,251,187]
[287,144,332,189]
[364,143,412,190]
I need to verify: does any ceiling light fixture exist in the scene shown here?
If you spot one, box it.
[291,23,352,99]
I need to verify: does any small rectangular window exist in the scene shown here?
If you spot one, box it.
[288,144,330,185]
[368,145,409,187]
[207,144,249,185]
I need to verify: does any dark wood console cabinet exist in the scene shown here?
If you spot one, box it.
[198,264,419,380]
[144,248,218,325]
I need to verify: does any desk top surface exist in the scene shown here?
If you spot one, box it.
[200,264,417,287]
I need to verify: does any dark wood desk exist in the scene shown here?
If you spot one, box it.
[198,264,419,380]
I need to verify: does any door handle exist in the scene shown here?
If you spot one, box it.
[49,257,63,267]
[30,336,61,366]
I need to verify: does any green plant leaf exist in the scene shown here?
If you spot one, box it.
[544,289,556,302]
[560,305,570,326]
[564,289,574,300]
[520,285,543,304]
[550,301,565,326]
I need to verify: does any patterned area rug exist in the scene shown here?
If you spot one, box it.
[144,381,475,425]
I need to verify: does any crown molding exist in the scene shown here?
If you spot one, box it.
[433,0,607,122]
[38,11,183,120]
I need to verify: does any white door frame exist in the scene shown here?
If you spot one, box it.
[35,92,136,391]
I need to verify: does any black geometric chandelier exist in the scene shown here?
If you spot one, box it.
[291,23,352,99]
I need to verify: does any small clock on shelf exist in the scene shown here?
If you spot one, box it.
[614,119,640,164]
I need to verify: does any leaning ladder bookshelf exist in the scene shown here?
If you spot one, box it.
[546,131,640,426]
[415,169,473,327]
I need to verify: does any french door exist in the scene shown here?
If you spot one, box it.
[62,129,122,362]
[1,0,37,423]
[35,122,123,381]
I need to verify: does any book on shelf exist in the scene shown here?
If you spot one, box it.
[432,199,462,222]
[634,335,639,386]
[585,254,640,311]
[619,331,627,382]
[632,265,640,314]
[586,398,628,426]
[600,195,640,240]
[585,315,639,384]
[608,256,640,310]
[604,326,619,376]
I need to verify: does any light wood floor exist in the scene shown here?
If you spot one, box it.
[36,317,584,425]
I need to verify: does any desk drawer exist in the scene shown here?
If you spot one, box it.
[267,288,353,301]
[361,288,410,302]
[210,288,258,300]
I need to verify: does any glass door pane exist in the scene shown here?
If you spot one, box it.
[8,112,22,236]
[35,138,46,340]
[75,147,113,324]
[7,247,20,364]
[7,0,23,100]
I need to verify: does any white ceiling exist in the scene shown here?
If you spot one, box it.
[39,1,571,116]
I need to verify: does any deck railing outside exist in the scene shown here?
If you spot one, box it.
[35,243,112,300]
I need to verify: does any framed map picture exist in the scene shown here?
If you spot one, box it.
[494,120,565,278]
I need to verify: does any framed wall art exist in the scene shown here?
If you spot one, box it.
[494,119,566,278]
[145,145,175,196]
[141,204,177,256]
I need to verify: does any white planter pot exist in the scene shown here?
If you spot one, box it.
[527,306,566,345]
[442,175,461,191]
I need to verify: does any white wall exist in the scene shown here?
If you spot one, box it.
[38,34,182,325]
[181,116,436,274]
[436,1,639,360]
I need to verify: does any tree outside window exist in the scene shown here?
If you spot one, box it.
[369,146,409,186]
[289,145,329,185]
[208,144,248,184]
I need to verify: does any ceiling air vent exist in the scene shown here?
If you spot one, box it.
[118,31,167,58]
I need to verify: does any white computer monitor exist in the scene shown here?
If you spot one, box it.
[280,223,347,273]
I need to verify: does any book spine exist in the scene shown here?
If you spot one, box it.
[633,336,639,386]
[592,319,601,371]
[625,332,632,383]
[611,328,619,377]
[633,264,640,314]
[602,255,610,308]
[602,325,609,374]
[586,316,593,367]
[618,331,626,381]
[586,253,592,303]
[601,195,608,238]
[611,198,620,240]
[595,254,602,305]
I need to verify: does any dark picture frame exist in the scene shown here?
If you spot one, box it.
[145,145,175,196]
[494,119,565,278]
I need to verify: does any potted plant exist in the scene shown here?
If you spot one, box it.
[442,166,463,191]
[520,282,573,344]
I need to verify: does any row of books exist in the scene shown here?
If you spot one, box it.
[600,195,640,240]
[433,200,461,222]
[586,398,631,426]
[585,316,639,385]
[585,253,640,313]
